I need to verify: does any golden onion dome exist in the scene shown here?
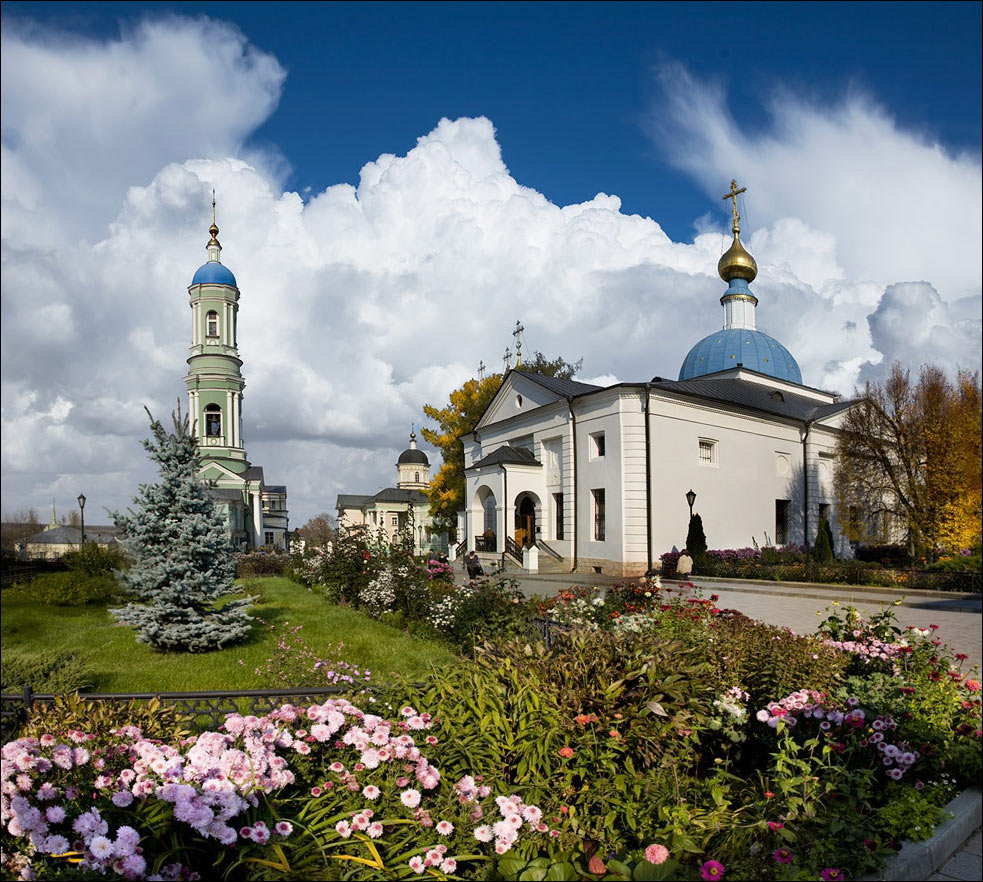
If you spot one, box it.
[717,231,757,284]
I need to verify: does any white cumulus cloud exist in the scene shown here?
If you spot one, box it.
[2,20,980,527]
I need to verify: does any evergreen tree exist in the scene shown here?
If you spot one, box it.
[685,514,708,568]
[111,408,253,652]
[813,516,835,563]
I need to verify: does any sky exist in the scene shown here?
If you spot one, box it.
[1,1,981,528]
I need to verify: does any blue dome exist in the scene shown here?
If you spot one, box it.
[191,261,237,287]
[679,328,802,383]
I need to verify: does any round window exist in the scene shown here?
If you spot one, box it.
[515,394,523,407]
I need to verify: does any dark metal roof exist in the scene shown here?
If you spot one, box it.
[370,488,428,504]
[650,376,853,422]
[25,525,120,544]
[242,466,265,482]
[263,485,287,494]
[514,370,601,398]
[397,448,430,466]
[469,445,542,470]
[337,494,373,508]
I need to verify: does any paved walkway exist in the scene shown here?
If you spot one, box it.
[929,827,983,882]
[931,827,982,881]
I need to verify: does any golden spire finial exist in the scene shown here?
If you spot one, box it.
[512,320,524,367]
[717,179,757,284]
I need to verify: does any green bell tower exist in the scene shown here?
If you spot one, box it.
[184,195,249,474]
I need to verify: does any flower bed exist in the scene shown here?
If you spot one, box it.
[5,583,979,881]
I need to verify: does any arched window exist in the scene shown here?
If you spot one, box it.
[204,404,222,437]
[206,311,219,337]
[415,471,420,483]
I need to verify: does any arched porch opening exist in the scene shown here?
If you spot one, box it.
[514,491,542,548]
[473,485,498,551]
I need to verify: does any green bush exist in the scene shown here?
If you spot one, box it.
[25,571,122,606]
[0,647,95,694]
[235,550,291,577]
[61,541,125,576]
[923,553,982,573]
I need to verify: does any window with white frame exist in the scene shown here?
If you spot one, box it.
[206,310,219,337]
[591,488,606,541]
[264,531,274,546]
[698,438,717,466]
[391,515,399,527]
[589,431,606,459]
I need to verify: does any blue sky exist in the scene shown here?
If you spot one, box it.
[2,1,981,524]
[8,1,981,240]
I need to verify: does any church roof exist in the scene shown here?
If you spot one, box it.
[208,488,244,501]
[24,525,120,545]
[397,448,430,466]
[242,466,265,482]
[514,370,602,397]
[264,485,287,494]
[371,488,428,504]
[652,375,852,422]
[469,445,542,469]
[191,261,237,287]
[337,494,373,509]
[678,329,802,384]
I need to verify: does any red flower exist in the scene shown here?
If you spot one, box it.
[559,746,574,759]
[764,791,776,798]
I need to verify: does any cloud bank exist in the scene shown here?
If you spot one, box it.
[2,18,980,525]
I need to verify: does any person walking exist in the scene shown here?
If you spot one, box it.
[465,550,483,579]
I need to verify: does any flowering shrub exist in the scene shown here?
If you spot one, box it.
[708,687,751,744]
[1,698,556,880]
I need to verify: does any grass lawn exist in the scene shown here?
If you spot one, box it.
[0,577,458,693]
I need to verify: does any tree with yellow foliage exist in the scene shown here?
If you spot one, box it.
[421,353,582,540]
[835,363,981,559]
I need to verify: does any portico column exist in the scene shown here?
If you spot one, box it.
[252,491,263,548]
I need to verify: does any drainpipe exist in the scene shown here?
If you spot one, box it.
[802,419,814,548]
[644,384,652,574]
[500,462,508,565]
[566,395,578,572]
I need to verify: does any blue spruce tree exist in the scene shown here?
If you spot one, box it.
[111,407,253,652]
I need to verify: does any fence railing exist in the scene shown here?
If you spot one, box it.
[475,536,496,552]
[504,536,522,563]
[1,685,354,741]
[530,616,571,649]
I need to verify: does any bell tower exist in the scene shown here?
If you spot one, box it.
[184,194,249,475]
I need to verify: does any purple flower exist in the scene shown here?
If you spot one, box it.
[701,860,725,880]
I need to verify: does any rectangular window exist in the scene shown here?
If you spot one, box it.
[698,439,717,466]
[590,431,606,459]
[775,500,789,545]
[554,492,564,540]
[264,531,274,546]
[592,489,605,542]
[392,515,399,527]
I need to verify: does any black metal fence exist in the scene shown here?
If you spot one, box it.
[1,685,353,741]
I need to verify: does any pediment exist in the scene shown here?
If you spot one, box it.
[199,461,246,483]
[475,372,565,430]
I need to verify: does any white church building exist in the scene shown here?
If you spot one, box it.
[459,183,853,576]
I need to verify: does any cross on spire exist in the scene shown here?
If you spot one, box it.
[512,320,525,367]
[477,359,486,380]
[503,347,512,372]
[722,179,746,233]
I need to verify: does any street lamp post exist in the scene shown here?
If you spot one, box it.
[685,489,696,521]
[77,493,86,545]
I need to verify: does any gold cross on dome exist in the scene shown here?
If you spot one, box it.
[503,347,512,371]
[722,179,746,232]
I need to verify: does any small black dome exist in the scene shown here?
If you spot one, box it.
[398,448,430,466]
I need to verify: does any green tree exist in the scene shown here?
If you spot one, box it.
[813,515,835,562]
[421,353,583,537]
[298,513,337,548]
[111,408,253,653]
[685,513,708,568]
